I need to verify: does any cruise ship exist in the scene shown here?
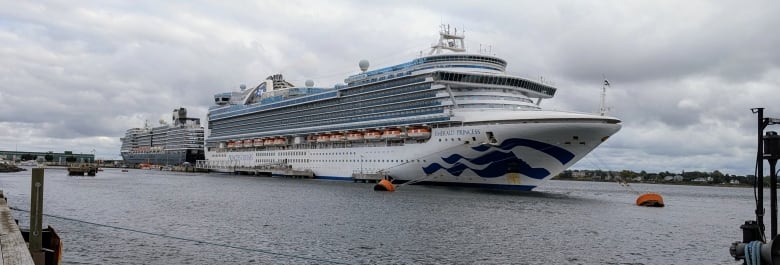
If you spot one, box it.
[199,26,621,190]
[120,108,205,166]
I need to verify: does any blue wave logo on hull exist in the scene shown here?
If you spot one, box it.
[471,138,574,165]
[422,138,575,180]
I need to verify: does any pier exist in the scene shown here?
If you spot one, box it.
[233,166,315,178]
[351,172,386,183]
[195,161,314,178]
[0,191,35,265]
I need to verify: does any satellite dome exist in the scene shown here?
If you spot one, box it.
[240,84,246,91]
[359,59,369,72]
[305,80,314,87]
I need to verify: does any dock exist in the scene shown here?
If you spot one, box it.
[233,165,315,178]
[351,172,387,183]
[0,191,35,265]
[195,161,314,178]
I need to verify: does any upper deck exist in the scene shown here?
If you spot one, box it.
[343,54,507,86]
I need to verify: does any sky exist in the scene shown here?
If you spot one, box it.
[1,0,778,175]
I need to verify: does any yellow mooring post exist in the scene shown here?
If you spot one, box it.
[29,168,44,265]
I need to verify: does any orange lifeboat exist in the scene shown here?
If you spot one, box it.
[227,141,235,148]
[364,131,381,140]
[636,193,665,207]
[243,139,253,147]
[381,129,402,139]
[407,128,432,138]
[347,132,364,141]
[273,137,287,145]
[234,141,243,148]
[316,134,331,142]
[253,138,263,147]
[307,135,317,143]
[330,133,346,142]
[263,138,275,146]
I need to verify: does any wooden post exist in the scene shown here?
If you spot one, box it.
[29,168,44,265]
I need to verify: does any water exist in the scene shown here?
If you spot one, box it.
[0,168,753,264]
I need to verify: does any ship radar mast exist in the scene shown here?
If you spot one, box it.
[429,24,466,55]
[600,78,611,116]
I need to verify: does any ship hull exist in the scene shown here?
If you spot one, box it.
[203,118,620,190]
[122,149,204,166]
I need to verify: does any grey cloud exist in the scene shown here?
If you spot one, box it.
[1,0,778,176]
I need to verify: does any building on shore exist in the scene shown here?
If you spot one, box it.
[0,150,95,164]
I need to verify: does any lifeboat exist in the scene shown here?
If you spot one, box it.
[253,138,263,147]
[307,135,317,143]
[347,132,364,141]
[227,141,235,148]
[263,138,275,146]
[243,139,253,147]
[330,133,346,142]
[273,137,287,145]
[364,131,381,140]
[316,134,331,142]
[407,128,432,138]
[381,129,402,139]
[234,141,243,148]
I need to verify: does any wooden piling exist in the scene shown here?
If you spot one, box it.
[29,168,44,265]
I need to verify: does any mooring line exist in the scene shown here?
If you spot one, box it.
[10,207,353,265]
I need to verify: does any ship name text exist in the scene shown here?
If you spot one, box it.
[434,129,481,137]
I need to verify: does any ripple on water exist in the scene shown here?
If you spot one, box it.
[0,169,753,264]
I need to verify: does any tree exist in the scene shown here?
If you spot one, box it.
[65,156,77,163]
[620,170,637,180]
[712,170,725,184]
[44,154,54,162]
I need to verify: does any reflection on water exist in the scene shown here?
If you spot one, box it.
[0,168,753,264]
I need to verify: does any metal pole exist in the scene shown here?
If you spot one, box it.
[29,168,44,265]
[758,108,766,238]
[771,160,778,238]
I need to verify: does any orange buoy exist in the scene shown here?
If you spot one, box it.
[373,179,396,192]
[636,193,665,207]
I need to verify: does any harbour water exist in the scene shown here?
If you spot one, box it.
[0,168,751,264]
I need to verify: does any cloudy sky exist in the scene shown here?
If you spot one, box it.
[1,0,778,175]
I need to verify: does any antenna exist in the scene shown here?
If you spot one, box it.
[600,75,611,116]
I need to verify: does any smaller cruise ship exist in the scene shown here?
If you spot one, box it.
[120,108,205,166]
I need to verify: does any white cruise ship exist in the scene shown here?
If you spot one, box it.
[121,108,205,166]
[199,26,621,190]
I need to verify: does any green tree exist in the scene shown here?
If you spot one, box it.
[44,154,53,162]
[711,170,725,184]
[620,170,637,180]
[65,156,77,163]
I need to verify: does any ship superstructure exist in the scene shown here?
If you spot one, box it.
[120,108,205,166]
[199,25,621,190]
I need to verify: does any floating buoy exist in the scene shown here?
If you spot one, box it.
[373,179,396,192]
[636,193,665,207]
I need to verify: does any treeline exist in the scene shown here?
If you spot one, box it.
[555,169,757,185]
